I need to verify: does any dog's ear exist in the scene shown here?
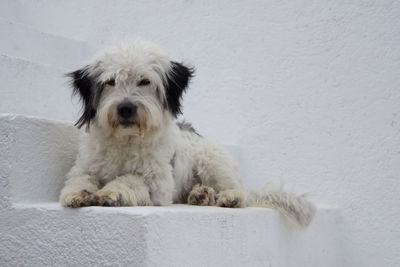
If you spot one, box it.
[67,66,96,128]
[164,62,194,117]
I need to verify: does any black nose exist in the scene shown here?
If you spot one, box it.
[117,102,137,119]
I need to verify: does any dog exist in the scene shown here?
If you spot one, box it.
[59,40,315,227]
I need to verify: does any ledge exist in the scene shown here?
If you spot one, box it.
[0,114,343,266]
[1,203,342,266]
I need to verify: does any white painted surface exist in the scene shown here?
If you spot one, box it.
[0,114,78,204]
[0,114,342,266]
[0,18,89,69]
[0,1,399,266]
[0,55,79,122]
[1,203,341,267]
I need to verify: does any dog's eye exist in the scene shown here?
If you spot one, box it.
[106,79,115,86]
[138,79,150,86]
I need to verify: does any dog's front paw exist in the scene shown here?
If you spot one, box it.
[62,190,95,208]
[94,190,122,206]
[216,190,246,208]
[188,184,216,206]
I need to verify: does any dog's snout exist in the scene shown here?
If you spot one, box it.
[117,102,137,119]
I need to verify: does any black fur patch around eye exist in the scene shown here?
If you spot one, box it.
[164,62,194,117]
[138,78,150,86]
[67,66,97,129]
[106,79,115,86]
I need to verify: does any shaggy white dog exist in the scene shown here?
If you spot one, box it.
[59,40,315,227]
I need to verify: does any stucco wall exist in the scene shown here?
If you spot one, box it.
[0,1,399,266]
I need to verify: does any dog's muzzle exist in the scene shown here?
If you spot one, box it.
[117,101,137,127]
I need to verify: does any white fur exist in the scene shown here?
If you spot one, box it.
[59,40,315,227]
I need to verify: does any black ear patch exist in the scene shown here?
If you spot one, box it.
[164,62,194,117]
[67,66,97,128]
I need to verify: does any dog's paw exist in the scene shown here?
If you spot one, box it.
[63,190,95,208]
[216,189,246,208]
[188,184,216,206]
[94,190,122,207]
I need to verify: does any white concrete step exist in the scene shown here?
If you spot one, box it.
[0,55,78,122]
[0,114,343,266]
[0,17,90,69]
[1,203,341,267]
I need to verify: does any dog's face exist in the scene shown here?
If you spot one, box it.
[68,41,193,138]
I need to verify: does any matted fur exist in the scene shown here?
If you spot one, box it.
[59,40,315,227]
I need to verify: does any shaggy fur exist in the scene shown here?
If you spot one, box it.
[59,40,315,227]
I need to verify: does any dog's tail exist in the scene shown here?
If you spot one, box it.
[246,182,316,228]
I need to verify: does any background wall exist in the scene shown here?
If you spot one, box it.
[0,1,399,266]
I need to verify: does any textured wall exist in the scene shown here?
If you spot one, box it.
[0,1,399,266]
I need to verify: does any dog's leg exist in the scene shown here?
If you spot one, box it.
[187,185,245,208]
[60,174,99,208]
[215,189,246,208]
[147,171,175,206]
[126,160,173,206]
[194,139,247,208]
[94,174,153,206]
[187,184,216,206]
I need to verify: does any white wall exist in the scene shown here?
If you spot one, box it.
[0,1,399,266]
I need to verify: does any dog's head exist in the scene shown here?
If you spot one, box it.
[68,41,194,138]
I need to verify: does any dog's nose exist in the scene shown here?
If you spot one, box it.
[117,102,137,119]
